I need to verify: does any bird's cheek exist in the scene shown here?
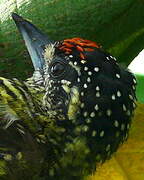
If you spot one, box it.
[67,86,81,120]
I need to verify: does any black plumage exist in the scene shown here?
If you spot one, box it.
[0,14,136,180]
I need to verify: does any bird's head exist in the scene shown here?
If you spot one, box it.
[12,13,137,166]
[41,38,104,122]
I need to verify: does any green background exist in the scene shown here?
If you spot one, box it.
[0,0,144,102]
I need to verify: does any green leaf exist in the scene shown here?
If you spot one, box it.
[135,74,144,104]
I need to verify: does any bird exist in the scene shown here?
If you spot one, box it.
[0,13,137,180]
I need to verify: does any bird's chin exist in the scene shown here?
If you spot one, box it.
[56,96,70,117]
[45,91,69,120]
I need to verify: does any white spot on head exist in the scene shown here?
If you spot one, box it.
[92,130,97,137]
[117,90,121,97]
[126,110,131,116]
[69,55,73,58]
[69,61,81,76]
[81,60,86,64]
[94,104,99,111]
[106,144,111,152]
[84,67,88,71]
[133,78,136,84]
[77,77,80,82]
[87,77,91,82]
[116,73,120,78]
[112,94,116,100]
[132,85,135,90]
[84,83,88,88]
[114,120,119,127]
[106,109,112,116]
[100,130,105,137]
[94,67,99,72]
[129,94,133,100]
[96,92,100,97]
[88,71,92,76]
[90,112,95,118]
[122,104,127,111]
[81,103,84,108]
[81,92,84,96]
[74,61,77,65]
[96,86,100,91]
[133,102,136,108]
[83,112,88,117]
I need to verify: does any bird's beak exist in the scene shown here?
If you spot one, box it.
[12,13,54,71]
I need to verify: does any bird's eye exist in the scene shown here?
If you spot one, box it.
[50,62,65,77]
